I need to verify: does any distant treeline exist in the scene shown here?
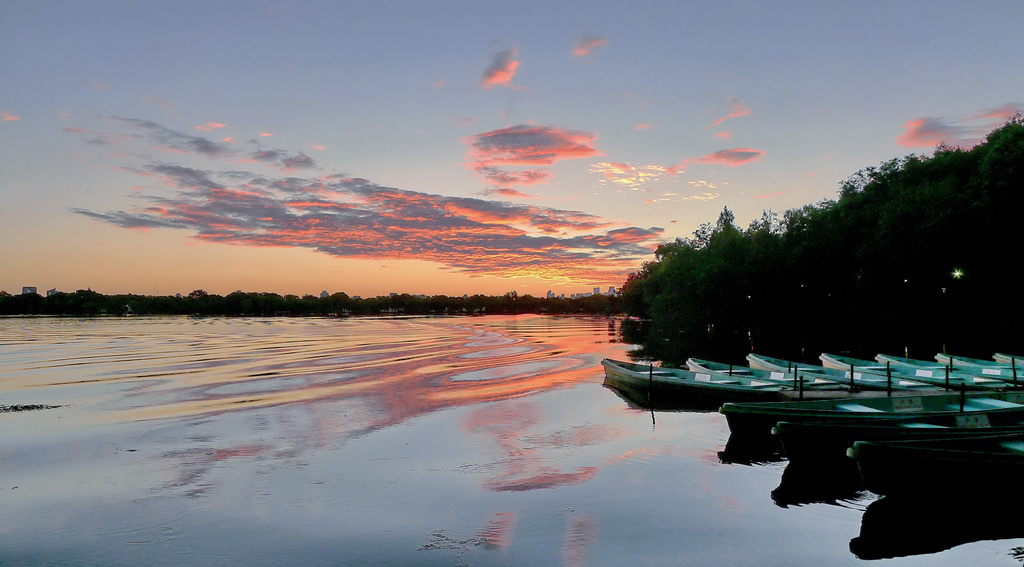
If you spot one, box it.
[621,117,1024,366]
[0,288,621,317]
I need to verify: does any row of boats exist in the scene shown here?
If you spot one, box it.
[601,352,1024,499]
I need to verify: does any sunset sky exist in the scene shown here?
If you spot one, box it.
[2,2,1021,298]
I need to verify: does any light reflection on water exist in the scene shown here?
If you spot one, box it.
[0,315,1018,566]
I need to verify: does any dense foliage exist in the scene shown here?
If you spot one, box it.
[0,288,621,317]
[622,118,1024,365]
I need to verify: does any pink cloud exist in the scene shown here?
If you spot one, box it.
[2,111,20,122]
[754,190,790,199]
[74,117,665,287]
[706,98,750,129]
[897,104,1023,148]
[259,132,273,137]
[968,103,1023,122]
[665,161,688,176]
[194,122,226,132]
[432,78,444,89]
[897,117,966,148]
[634,123,652,130]
[481,49,521,89]
[464,124,602,188]
[476,167,554,187]
[713,131,732,140]
[572,36,608,57]
[480,187,539,199]
[465,125,602,167]
[696,148,765,166]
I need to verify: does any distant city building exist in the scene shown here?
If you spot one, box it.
[607,286,616,295]
[22,286,37,295]
[594,287,600,296]
[546,290,555,299]
[320,290,329,298]
[46,288,58,297]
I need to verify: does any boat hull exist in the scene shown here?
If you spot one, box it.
[774,410,1024,462]
[721,390,1024,441]
[601,359,790,407]
[848,433,1024,496]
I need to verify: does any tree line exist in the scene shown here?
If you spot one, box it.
[620,117,1024,366]
[0,288,622,317]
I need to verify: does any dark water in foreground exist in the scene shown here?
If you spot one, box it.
[1,315,1021,566]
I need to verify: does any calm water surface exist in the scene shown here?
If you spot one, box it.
[1,315,1021,566]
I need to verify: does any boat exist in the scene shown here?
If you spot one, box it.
[773,407,1024,463]
[822,352,1006,390]
[720,390,1024,441]
[747,353,938,392]
[601,358,793,406]
[878,353,1024,385]
[936,352,1023,381]
[994,353,1024,366]
[847,432,1024,497]
[685,358,840,390]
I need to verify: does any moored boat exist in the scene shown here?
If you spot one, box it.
[748,353,938,391]
[994,353,1024,366]
[686,358,839,390]
[601,358,792,406]
[879,352,1024,384]
[773,408,1024,463]
[721,390,1024,440]
[822,352,1006,390]
[847,432,1024,497]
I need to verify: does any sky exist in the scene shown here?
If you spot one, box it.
[2,1,1022,298]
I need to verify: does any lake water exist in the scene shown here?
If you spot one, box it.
[1,315,1020,566]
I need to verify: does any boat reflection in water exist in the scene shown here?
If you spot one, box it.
[851,494,1024,560]
[770,460,866,508]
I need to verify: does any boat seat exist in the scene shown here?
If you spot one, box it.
[834,403,885,412]
[694,373,739,385]
[963,399,1023,409]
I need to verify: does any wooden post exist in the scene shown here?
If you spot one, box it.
[648,364,653,404]
[886,361,892,396]
[960,383,966,412]
[850,363,855,390]
[945,366,950,391]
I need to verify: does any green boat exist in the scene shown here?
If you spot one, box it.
[747,353,938,391]
[821,352,1006,390]
[848,432,1024,497]
[936,352,1023,380]
[720,390,1024,441]
[879,352,1024,384]
[994,353,1024,366]
[685,358,841,390]
[601,358,794,406]
[773,408,1024,463]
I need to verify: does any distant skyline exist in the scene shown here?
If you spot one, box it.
[2,1,1022,297]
